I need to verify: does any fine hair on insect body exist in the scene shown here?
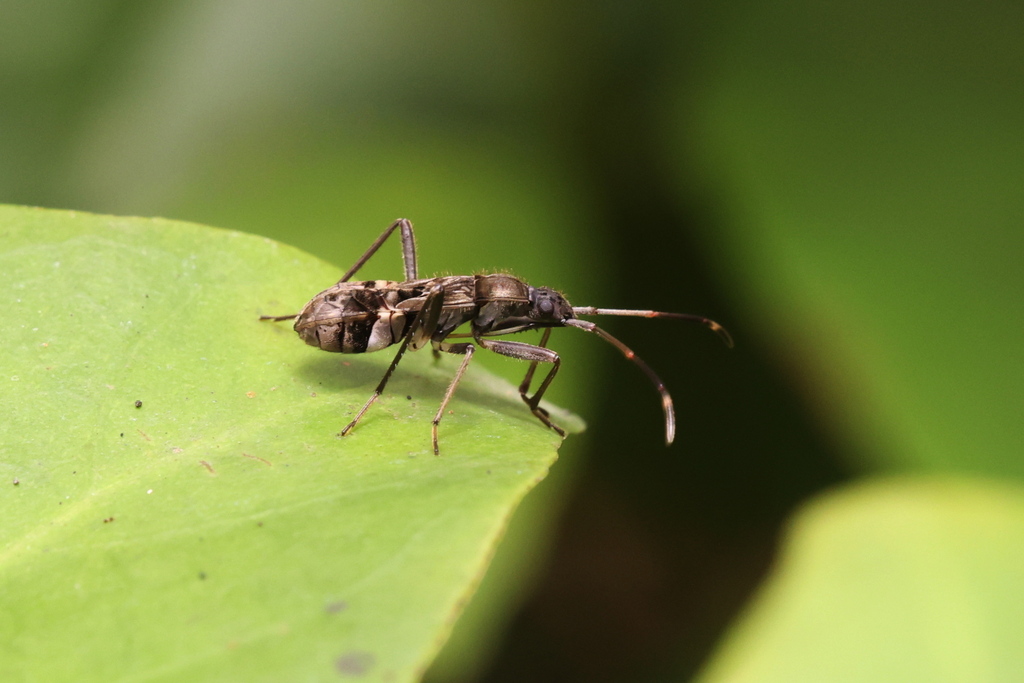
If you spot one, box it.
[261,219,733,454]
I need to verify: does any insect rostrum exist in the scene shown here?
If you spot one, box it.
[262,219,733,455]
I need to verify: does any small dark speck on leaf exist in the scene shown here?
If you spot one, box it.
[325,600,348,614]
[198,571,207,580]
[335,650,375,677]
[103,517,114,523]
[120,432,124,437]
[242,452,273,466]
[135,400,142,408]
[406,395,412,400]
[257,521,264,527]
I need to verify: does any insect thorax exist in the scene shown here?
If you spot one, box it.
[472,274,533,332]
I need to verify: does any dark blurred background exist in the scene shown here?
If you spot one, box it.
[3,2,1020,681]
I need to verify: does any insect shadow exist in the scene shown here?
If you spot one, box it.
[293,353,548,436]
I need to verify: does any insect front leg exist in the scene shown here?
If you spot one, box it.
[430,340,476,456]
[476,336,565,438]
[517,327,553,419]
[339,218,419,283]
[340,282,445,440]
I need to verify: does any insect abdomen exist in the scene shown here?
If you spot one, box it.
[294,282,412,354]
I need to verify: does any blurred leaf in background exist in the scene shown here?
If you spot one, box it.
[697,478,1024,683]
[2,0,1021,681]
[680,1,1024,478]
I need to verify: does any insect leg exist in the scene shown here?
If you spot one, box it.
[340,282,445,439]
[339,334,412,438]
[517,327,553,418]
[476,336,565,438]
[339,218,418,283]
[408,282,446,351]
[430,341,476,455]
[264,219,418,322]
[399,219,418,281]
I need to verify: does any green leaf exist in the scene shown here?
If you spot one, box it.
[0,204,582,682]
[695,477,1024,683]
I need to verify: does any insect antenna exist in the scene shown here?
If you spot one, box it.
[562,318,678,445]
[571,308,734,348]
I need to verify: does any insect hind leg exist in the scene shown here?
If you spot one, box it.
[339,218,418,283]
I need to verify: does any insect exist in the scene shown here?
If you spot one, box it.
[261,219,733,454]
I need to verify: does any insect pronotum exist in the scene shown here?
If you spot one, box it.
[261,219,733,454]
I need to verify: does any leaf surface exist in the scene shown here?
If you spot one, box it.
[0,205,580,682]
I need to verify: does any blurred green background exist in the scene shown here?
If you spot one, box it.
[2,1,1021,681]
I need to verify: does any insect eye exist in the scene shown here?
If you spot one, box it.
[539,299,554,316]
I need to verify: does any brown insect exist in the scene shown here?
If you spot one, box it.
[262,219,732,454]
